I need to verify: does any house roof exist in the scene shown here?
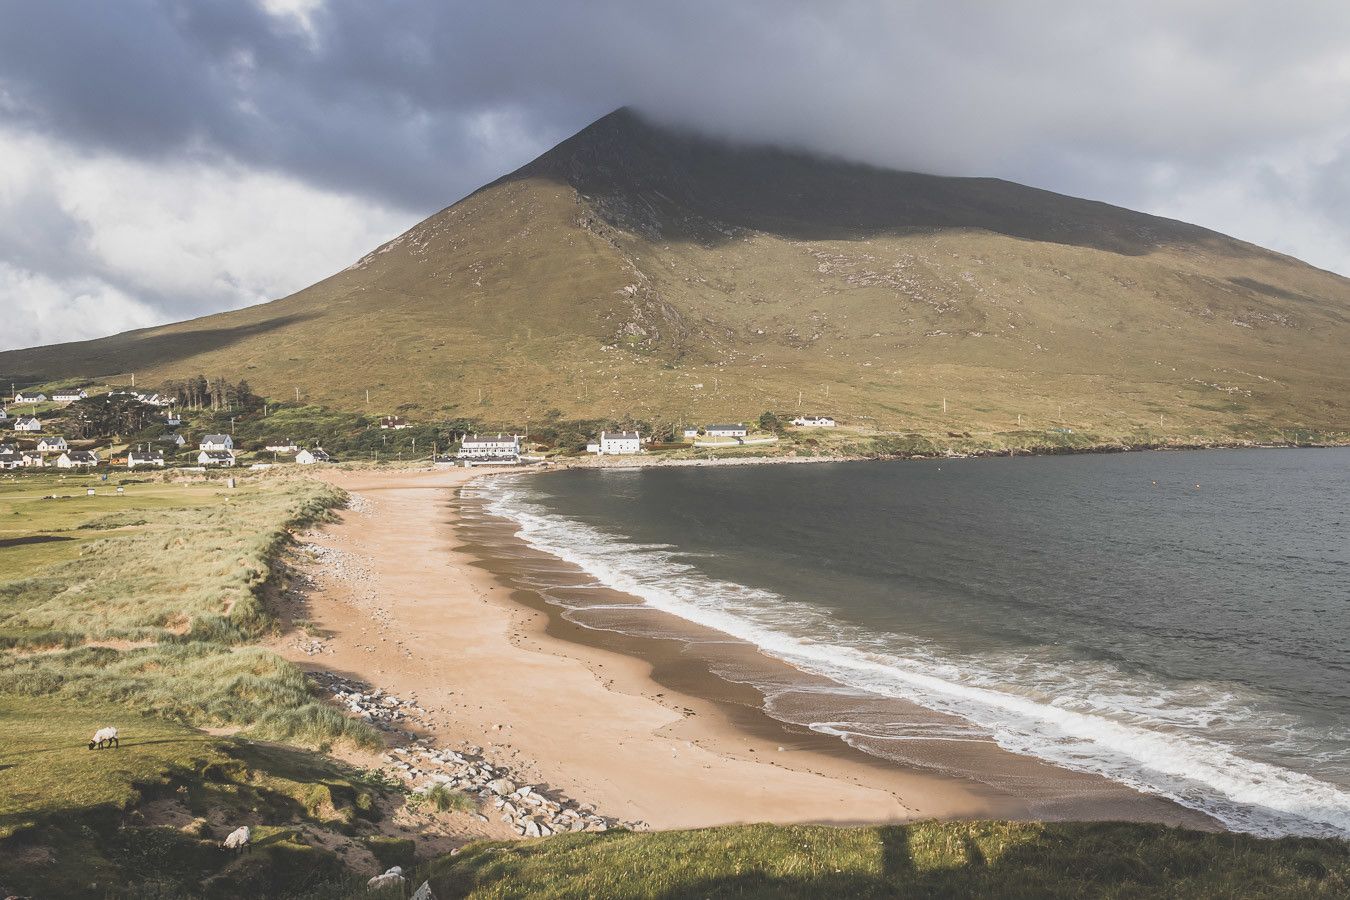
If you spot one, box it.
[200,450,233,459]
[601,431,641,440]
[202,434,230,442]
[462,433,518,445]
[64,450,97,462]
[706,423,746,430]
[129,450,164,460]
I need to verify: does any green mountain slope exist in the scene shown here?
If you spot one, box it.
[3,108,1347,442]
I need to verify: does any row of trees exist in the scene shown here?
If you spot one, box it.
[67,394,162,439]
[160,376,259,411]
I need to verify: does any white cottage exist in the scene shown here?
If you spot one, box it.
[13,417,42,433]
[591,431,642,455]
[56,450,98,469]
[128,450,166,468]
[12,392,47,403]
[52,389,88,403]
[36,436,68,453]
[705,423,748,438]
[265,440,300,454]
[791,415,836,427]
[295,448,332,465]
[199,434,234,451]
[22,451,45,468]
[198,449,236,467]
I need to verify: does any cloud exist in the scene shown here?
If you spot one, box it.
[2,1,1349,349]
[0,126,409,350]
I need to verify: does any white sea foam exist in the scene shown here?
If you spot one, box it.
[474,478,1350,838]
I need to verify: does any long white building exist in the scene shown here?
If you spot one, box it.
[457,433,520,462]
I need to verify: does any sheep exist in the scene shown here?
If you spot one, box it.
[366,866,406,890]
[222,825,252,854]
[88,726,118,750]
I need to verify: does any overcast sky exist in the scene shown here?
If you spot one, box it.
[3,0,1350,351]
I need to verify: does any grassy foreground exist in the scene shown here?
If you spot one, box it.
[413,822,1349,899]
[0,470,410,897]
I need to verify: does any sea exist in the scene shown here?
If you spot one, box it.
[470,448,1350,838]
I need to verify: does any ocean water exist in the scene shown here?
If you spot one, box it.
[473,449,1350,837]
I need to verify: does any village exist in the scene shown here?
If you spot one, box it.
[0,381,842,475]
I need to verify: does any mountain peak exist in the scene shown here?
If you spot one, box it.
[2,108,1346,442]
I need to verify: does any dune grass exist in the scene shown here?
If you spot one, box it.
[0,471,403,897]
[0,472,375,746]
[419,821,1350,899]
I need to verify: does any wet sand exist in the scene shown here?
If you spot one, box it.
[277,466,1215,832]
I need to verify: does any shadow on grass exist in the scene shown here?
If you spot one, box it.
[432,822,1350,900]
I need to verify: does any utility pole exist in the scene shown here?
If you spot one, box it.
[295,387,300,403]
[230,416,235,435]
[366,389,370,406]
[943,397,947,414]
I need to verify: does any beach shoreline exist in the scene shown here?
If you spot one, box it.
[274,465,1215,833]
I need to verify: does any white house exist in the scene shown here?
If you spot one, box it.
[14,417,42,433]
[457,433,520,462]
[36,436,68,453]
[681,427,700,439]
[165,411,182,426]
[22,451,45,468]
[200,434,233,451]
[0,408,7,421]
[705,423,748,438]
[590,431,642,455]
[0,450,20,470]
[265,440,300,454]
[13,392,47,403]
[295,448,332,464]
[56,450,98,469]
[161,433,186,447]
[791,415,836,427]
[379,416,410,430]
[198,449,236,467]
[128,450,166,468]
[52,389,87,403]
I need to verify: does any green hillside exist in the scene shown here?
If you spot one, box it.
[3,109,1348,445]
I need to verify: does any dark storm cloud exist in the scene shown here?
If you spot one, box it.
[5,0,1342,211]
[2,0,1350,350]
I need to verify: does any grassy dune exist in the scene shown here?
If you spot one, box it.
[0,472,374,745]
[0,471,408,897]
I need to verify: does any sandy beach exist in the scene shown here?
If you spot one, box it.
[273,466,1213,832]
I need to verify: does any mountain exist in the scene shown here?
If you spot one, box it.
[3,108,1348,442]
